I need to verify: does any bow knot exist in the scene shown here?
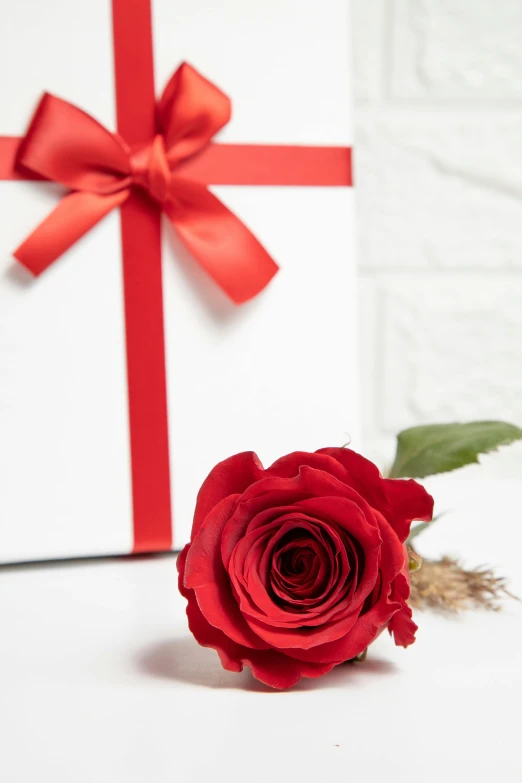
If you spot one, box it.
[13,62,278,304]
[130,135,171,204]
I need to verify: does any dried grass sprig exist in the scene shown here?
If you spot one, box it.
[409,551,517,613]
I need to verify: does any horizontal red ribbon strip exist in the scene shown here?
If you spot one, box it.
[0,137,352,186]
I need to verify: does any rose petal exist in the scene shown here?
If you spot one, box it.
[296,496,381,555]
[221,487,314,571]
[229,513,364,628]
[192,451,265,539]
[318,447,434,543]
[221,465,378,572]
[243,604,362,650]
[248,519,349,623]
[184,494,269,650]
[229,516,337,623]
[296,497,382,607]
[282,590,400,664]
[388,554,418,647]
[269,513,405,661]
[317,448,390,510]
[372,510,407,585]
[177,544,191,599]
[267,451,352,483]
[382,478,434,542]
[184,587,337,689]
[278,519,405,663]
[388,599,417,648]
[271,538,330,601]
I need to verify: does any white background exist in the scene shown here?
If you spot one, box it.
[353,0,522,473]
[1,478,521,782]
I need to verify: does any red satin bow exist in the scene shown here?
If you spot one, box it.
[15,62,278,304]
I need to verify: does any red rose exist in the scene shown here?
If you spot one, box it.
[178,448,433,689]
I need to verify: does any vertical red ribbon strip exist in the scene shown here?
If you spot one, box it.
[111,0,173,552]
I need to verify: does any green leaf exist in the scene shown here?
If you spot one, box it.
[389,421,522,479]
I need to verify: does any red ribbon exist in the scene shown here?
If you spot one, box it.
[14,63,280,304]
[0,0,353,553]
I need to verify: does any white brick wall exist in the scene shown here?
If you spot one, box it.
[353,0,522,475]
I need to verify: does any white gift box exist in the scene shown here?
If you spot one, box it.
[0,0,359,563]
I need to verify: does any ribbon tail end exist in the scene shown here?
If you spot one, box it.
[231,258,279,305]
[13,244,47,277]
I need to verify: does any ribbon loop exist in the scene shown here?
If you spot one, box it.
[158,62,232,166]
[18,93,131,193]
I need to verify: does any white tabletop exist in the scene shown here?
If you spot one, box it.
[1,478,521,783]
